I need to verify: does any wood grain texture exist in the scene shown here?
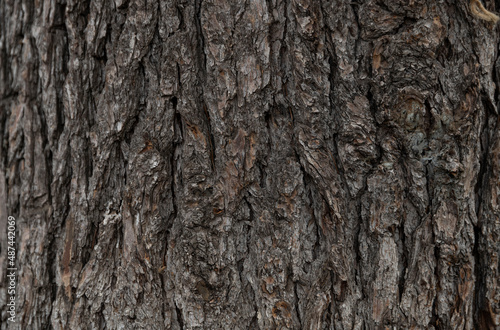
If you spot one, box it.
[1,0,500,329]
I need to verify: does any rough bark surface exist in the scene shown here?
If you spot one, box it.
[1,0,500,329]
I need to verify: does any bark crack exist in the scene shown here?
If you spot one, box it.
[294,281,303,328]
[194,0,207,75]
[175,302,184,330]
[203,101,216,170]
[475,99,490,217]
[169,97,181,235]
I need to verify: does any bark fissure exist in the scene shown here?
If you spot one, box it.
[475,101,490,217]
[174,302,184,330]
[194,0,207,75]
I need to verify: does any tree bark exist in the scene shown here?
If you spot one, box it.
[1,0,500,329]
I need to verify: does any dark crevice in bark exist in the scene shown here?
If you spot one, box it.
[475,98,490,217]
[175,302,184,329]
[124,114,139,145]
[123,104,145,148]
[58,145,72,232]
[0,103,9,172]
[245,231,252,278]
[322,14,355,201]
[47,238,58,322]
[116,0,129,10]
[120,141,128,187]
[398,222,407,303]
[472,223,490,329]
[138,61,147,105]
[312,207,322,264]
[395,17,419,35]
[50,2,68,32]
[326,281,334,328]
[292,148,309,190]
[193,0,215,171]
[102,26,112,69]
[366,88,379,126]
[294,281,303,328]
[172,100,183,164]
[86,133,94,191]
[37,106,54,208]
[168,96,181,250]
[256,158,268,191]
[494,41,500,109]
[176,62,182,90]
[98,304,106,329]
[352,206,363,296]
[437,37,454,67]
[244,217,259,330]
[57,5,69,142]
[431,245,440,328]
[236,257,245,289]
[429,289,439,329]
[23,0,35,29]
[88,220,100,258]
[87,75,97,192]
[473,96,495,328]
[349,0,361,41]
[88,85,97,128]
[176,4,186,32]
[171,96,179,113]
[55,91,67,142]
[194,0,206,75]
[260,107,272,188]
[331,133,350,196]
[281,0,290,88]
[115,217,124,258]
[157,285,168,330]
[0,0,8,96]
[425,163,435,216]
[249,313,259,329]
[243,195,254,223]
[397,160,412,305]
[424,140,439,326]
[375,0,393,14]
[78,0,92,31]
[326,69,351,203]
[424,99,433,150]
[203,102,216,170]
[302,170,323,270]
[298,149,314,202]
[0,91,19,104]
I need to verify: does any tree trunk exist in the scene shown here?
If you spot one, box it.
[1,0,500,329]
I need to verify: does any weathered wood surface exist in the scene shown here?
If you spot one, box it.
[1,0,500,329]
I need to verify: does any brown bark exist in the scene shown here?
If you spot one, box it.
[1,0,500,329]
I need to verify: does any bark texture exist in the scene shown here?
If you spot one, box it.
[1,0,500,329]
